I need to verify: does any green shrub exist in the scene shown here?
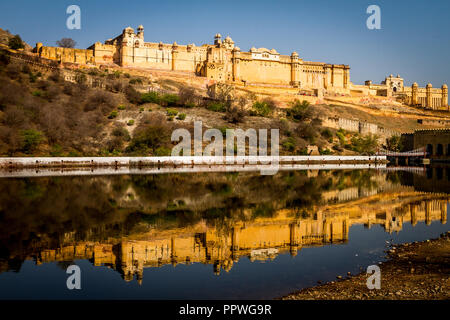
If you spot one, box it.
[386,135,403,152]
[88,69,100,76]
[50,144,63,156]
[117,105,126,110]
[160,93,180,107]
[336,130,346,144]
[166,108,178,116]
[129,78,143,85]
[251,99,275,117]
[32,90,43,97]
[167,115,174,121]
[124,73,131,78]
[320,148,332,155]
[127,119,135,126]
[185,102,196,108]
[155,146,171,156]
[8,35,24,50]
[177,113,186,120]
[68,150,80,157]
[206,102,226,112]
[350,134,379,155]
[141,91,160,104]
[139,107,145,112]
[286,100,313,121]
[282,138,296,152]
[21,129,43,153]
[108,111,118,119]
[112,126,131,141]
[127,124,170,154]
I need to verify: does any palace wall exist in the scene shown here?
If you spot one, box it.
[365,75,448,110]
[412,129,450,158]
[320,116,395,137]
[34,26,350,92]
[34,197,448,279]
[34,26,447,108]
[36,43,94,64]
[238,54,292,85]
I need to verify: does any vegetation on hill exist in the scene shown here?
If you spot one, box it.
[0,28,32,51]
[56,38,76,48]
[0,45,383,157]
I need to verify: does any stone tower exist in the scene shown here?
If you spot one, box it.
[442,84,448,108]
[290,52,300,87]
[232,46,241,82]
[411,82,418,105]
[426,83,432,108]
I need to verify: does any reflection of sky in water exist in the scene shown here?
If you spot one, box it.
[0,220,447,300]
[0,169,448,299]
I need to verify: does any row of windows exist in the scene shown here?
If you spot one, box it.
[426,144,450,156]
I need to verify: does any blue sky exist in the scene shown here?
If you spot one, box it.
[0,0,449,87]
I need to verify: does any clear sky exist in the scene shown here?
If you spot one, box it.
[0,0,448,87]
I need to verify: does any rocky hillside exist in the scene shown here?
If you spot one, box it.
[0,28,32,50]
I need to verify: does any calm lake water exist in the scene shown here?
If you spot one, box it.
[0,167,448,299]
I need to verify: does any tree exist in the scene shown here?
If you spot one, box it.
[8,35,24,50]
[385,135,403,152]
[56,38,76,48]
[286,100,314,121]
[350,134,379,155]
[20,129,43,154]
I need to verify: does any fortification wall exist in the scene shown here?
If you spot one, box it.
[365,77,448,110]
[418,119,450,127]
[38,46,94,64]
[320,116,395,138]
[91,43,117,64]
[239,58,291,85]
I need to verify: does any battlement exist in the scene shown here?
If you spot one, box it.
[33,25,447,109]
[365,74,448,110]
[35,25,350,91]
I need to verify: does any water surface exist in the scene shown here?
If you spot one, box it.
[0,167,448,299]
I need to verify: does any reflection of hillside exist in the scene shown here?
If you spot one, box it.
[29,195,450,282]
[0,170,448,280]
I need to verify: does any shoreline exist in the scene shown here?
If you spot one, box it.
[0,163,387,178]
[0,155,387,170]
[281,232,450,300]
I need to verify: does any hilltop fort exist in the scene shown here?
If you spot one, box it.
[35,25,448,110]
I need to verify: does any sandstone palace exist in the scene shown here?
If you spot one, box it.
[35,25,448,110]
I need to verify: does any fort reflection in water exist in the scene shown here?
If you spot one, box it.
[0,168,448,284]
